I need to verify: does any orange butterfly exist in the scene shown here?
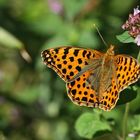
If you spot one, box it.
[41,45,140,111]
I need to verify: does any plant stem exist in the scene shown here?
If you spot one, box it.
[122,103,130,140]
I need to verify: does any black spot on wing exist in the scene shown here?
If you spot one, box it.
[78,58,82,64]
[76,66,81,71]
[82,50,87,57]
[69,57,74,62]
[74,49,79,56]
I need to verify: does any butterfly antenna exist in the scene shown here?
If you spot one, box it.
[92,24,108,47]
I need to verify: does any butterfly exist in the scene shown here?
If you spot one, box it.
[41,45,140,111]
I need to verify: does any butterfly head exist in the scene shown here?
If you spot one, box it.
[106,45,115,56]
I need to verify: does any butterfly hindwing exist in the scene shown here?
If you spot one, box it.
[99,73,119,111]
[67,70,99,108]
[115,55,140,91]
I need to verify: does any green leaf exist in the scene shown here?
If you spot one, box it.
[75,112,112,139]
[0,27,23,49]
[116,31,134,43]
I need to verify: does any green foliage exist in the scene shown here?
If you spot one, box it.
[0,0,140,140]
[0,27,23,49]
[131,115,140,131]
[63,0,87,20]
[75,112,112,139]
[116,31,134,43]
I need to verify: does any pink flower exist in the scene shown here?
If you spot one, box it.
[48,0,63,14]
[122,6,140,36]
[134,7,140,15]
[122,6,140,46]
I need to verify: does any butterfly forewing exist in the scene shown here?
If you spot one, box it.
[41,47,103,82]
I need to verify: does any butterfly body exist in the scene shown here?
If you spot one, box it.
[41,45,140,111]
[89,46,115,97]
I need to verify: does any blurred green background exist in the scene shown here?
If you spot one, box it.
[0,0,140,140]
